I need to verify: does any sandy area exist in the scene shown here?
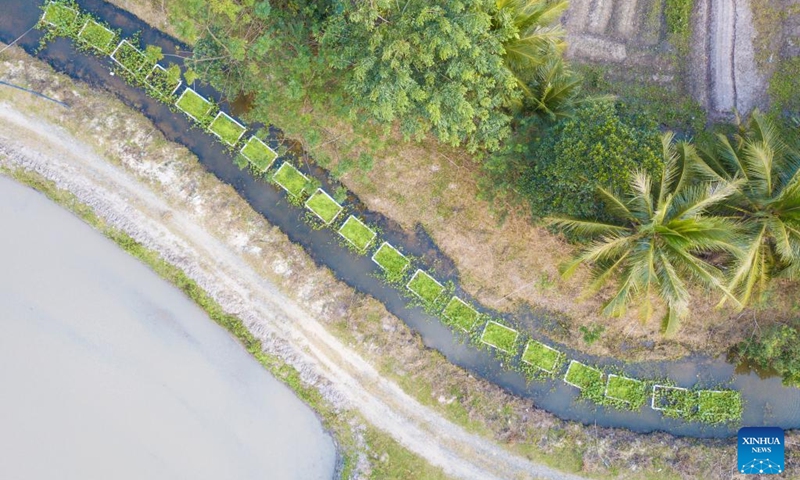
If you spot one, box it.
[0,81,583,480]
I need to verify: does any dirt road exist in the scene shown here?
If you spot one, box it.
[0,102,585,480]
[706,0,764,115]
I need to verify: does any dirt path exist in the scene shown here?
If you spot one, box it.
[0,104,586,480]
[704,0,765,115]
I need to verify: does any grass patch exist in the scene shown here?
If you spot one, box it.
[208,111,246,146]
[521,340,562,373]
[305,188,343,224]
[371,242,410,280]
[42,2,78,30]
[697,390,742,424]
[272,162,309,197]
[111,40,149,73]
[146,64,181,97]
[564,360,603,390]
[406,269,445,304]
[77,19,116,53]
[442,296,479,332]
[480,321,519,353]
[240,136,278,172]
[338,215,376,252]
[175,88,213,123]
[664,0,694,53]
[768,57,800,115]
[604,374,647,409]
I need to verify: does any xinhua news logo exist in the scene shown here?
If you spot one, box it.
[738,427,784,475]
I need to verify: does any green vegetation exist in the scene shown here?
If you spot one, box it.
[406,270,445,304]
[697,390,743,424]
[694,112,800,306]
[305,189,343,224]
[521,340,561,373]
[208,112,246,146]
[272,162,309,198]
[552,133,742,335]
[605,375,647,409]
[442,297,480,332]
[652,385,693,414]
[240,136,277,172]
[323,1,518,152]
[338,215,376,252]
[664,0,695,53]
[112,40,150,73]
[42,2,78,31]
[372,242,411,280]
[768,57,800,115]
[734,322,800,387]
[175,88,214,122]
[480,321,519,353]
[77,19,116,53]
[145,64,182,99]
[564,360,603,390]
[502,101,662,220]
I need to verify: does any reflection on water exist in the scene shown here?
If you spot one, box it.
[0,177,337,479]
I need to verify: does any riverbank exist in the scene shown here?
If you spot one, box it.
[1,43,796,479]
[103,0,800,364]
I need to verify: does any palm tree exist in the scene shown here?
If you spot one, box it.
[496,0,568,84]
[550,133,742,335]
[694,111,800,306]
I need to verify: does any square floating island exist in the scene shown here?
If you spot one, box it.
[240,136,278,172]
[521,340,562,373]
[146,64,182,96]
[42,2,79,29]
[175,88,214,123]
[406,269,445,304]
[442,297,480,332]
[272,162,309,198]
[564,360,603,390]
[338,216,376,252]
[604,374,646,408]
[651,385,693,413]
[480,321,519,353]
[305,189,343,224]
[371,242,410,277]
[77,19,116,52]
[697,390,742,423]
[208,112,246,146]
[111,40,149,73]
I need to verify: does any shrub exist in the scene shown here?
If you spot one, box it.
[734,322,800,387]
[521,101,662,220]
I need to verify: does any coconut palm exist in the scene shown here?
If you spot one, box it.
[694,111,800,306]
[550,133,742,335]
[497,0,568,83]
[522,57,615,121]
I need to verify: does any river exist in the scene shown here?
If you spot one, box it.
[0,176,337,479]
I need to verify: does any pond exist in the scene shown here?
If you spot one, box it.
[0,177,337,479]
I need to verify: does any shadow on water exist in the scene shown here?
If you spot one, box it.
[2,0,799,439]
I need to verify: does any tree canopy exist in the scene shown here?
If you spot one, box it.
[322,0,521,152]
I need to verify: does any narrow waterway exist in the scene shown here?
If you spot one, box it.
[0,177,337,479]
[1,0,799,438]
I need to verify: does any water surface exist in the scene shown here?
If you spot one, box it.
[0,177,337,480]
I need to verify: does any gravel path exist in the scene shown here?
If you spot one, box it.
[0,102,586,480]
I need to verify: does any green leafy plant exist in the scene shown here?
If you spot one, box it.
[551,133,743,335]
[734,322,800,387]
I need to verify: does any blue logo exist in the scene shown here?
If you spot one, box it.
[738,427,784,474]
